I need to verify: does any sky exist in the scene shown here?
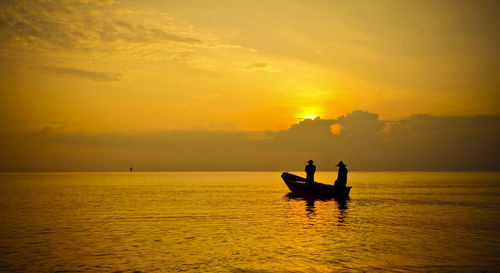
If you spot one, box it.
[0,0,499,171]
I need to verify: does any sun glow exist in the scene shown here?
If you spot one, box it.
[298,106,322,120]
[303,114,318,120]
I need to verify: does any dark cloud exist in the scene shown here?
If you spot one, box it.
[336,111,384,137]
[1,111,498,171]
[41,66,120,81]
[376,114,500,170]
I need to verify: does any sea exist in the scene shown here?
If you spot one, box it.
[0,172,499,273]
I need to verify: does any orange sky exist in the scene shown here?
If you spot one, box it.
[1,0,499,135]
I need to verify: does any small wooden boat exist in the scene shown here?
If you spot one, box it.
[281,172,351,199]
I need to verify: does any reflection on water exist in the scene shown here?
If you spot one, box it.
[336,199,348,223]
[0,171,499,272]
[306,199,316,215]
[285,192,349,223]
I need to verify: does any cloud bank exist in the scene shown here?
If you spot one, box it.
[1,111,498,171]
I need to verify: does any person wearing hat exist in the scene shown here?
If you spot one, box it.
[305,160,316,184]
[334,161,348,188]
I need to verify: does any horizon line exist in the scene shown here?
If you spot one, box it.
[1,169,498,173]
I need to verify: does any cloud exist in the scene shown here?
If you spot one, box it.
[244,63,270,69]
[0,0,203,52]
[336,110,384,137]
[97,19,203,45]
[0,0,225,71]
[374,114,500,170]
[0,0,259,77]
[242,62,280,72]
[41,66,120,81]
[1,111,498,171]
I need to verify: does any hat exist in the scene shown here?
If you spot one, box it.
[336,161,346,167]
[308,160,314,163]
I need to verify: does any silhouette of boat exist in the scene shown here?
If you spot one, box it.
[281,172,351,199]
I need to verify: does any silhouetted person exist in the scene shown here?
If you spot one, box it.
[334,161,348,187]
[305,160,316,184]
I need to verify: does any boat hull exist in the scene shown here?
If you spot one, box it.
[281,172,351,199]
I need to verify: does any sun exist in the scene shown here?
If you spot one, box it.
[297,106,322,120]
[303,114,318,120]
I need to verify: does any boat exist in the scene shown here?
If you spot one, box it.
[281,172,351,199]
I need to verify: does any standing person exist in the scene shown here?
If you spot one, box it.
[334,161,348,187]
[305,160,316,184]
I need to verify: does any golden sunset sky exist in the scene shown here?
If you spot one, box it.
[1,0,499,134]
[0,0,499,171]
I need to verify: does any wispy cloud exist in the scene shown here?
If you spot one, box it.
[242,62,280,72]
[0,0,261,71]
[0,0,204,53]
[41,66,120,81]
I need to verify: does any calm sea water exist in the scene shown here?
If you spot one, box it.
[0,172,499,272]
